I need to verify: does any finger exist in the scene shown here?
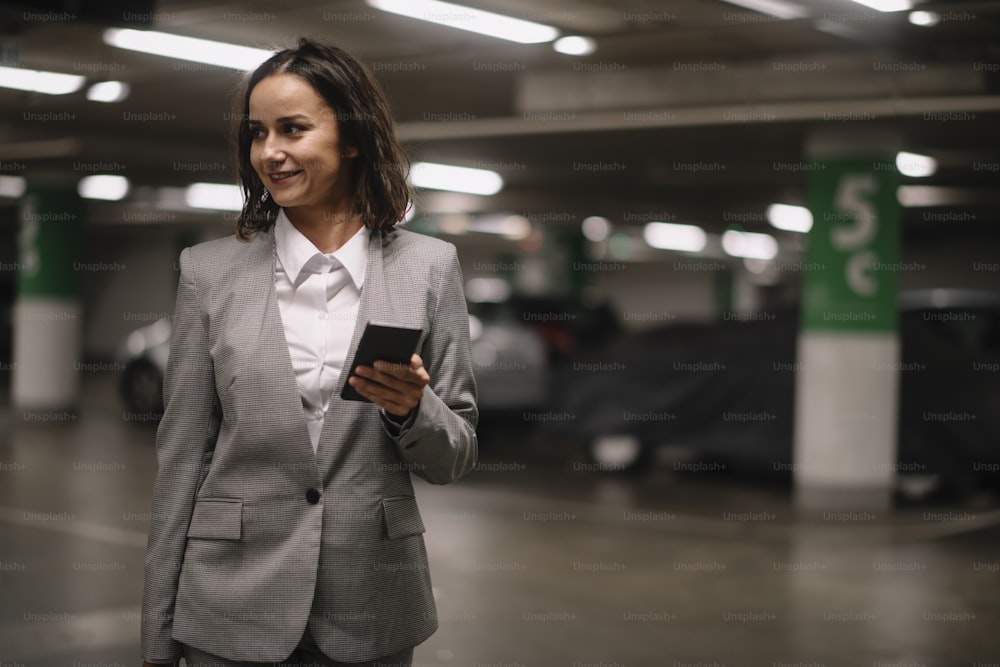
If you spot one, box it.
[350,375,393,400]
[371,361,428,385]
[350,375,420,405]
[373,354,425,376]
[364,363,429,388]
[408,354,430,382]
[357,365,407,391]
[350,377,417,415]
[373,358,430,385]
[371,360,413,378]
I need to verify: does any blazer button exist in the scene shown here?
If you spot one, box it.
[305,488,321,505]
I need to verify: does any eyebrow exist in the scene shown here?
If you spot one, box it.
[247,114,311,125]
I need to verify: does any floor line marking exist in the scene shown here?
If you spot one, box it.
[0,506,148,549]
[432,482,1000,542]
[0,604,142,660]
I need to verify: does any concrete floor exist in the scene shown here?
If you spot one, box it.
[2,376,999,666]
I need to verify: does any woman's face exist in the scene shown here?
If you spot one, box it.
[248,73,358,216]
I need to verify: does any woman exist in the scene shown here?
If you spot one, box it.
[140,39,478,667]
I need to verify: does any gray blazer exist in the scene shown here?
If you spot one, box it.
[141,225,478,663]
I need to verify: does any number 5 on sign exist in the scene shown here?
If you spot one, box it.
[832,174,878,297]
[802,158,898,333]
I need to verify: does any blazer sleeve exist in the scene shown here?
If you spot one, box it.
[381,244,478,484]
[141,247,219,662]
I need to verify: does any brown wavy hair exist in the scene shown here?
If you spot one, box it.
[232,38,411,239]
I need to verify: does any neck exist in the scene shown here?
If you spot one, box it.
[284,205,364,254]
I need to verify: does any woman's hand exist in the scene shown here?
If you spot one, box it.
[349,353,430,419]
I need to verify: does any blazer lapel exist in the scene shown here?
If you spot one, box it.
[238,228,314,451]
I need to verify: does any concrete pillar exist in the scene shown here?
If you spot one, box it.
[12,180,82,412]
[793,128,901,510]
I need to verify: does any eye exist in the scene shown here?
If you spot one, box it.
[284,124,305,135]
[249,126,265,140]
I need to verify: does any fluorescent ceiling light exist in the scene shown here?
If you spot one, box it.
[0,176,27,198]
[185,183,243,210]
[643,221,707,252]
[103,28,272,71]
[895,151,937,178]
[717,0,808,20]
[895,185,979,207]
[437,212,470,234]
[897,186,933,207]
[554,36,596,56]
[410,162,503,195]
[365,0,559,44]
[78,175,129,201]
[766,203,813,233]
[468,313,483,340]
[467,214,530,239]
[466,277,512,303]
[908,10,939,26]
[743,257,780,279]
[846,0,912,12]
[721,230,778,260]
[87,81,130,103]
[0,64,85,95]
[582,216,611,242]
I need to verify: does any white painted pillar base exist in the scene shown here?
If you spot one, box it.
[793,331,899,510]
[12,298,82,411]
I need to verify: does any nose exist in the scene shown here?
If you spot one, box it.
[258,133,286,165]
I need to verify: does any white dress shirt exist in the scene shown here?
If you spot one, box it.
[274,209,369,452]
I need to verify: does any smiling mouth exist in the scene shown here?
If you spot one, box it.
[269,170,302,183]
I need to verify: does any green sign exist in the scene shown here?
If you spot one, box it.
[18,187,81,299]
[802,158,900,333]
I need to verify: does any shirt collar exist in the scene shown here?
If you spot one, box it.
[274,208,369,290]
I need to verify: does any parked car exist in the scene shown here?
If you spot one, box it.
[466,294,620,417]
[116,317,170,419]
[544,289,1000,497]
[468,307,548,412]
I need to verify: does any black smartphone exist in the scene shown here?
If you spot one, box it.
[340,321,423,402]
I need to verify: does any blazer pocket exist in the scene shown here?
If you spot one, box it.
[187,497,242,540]
[382,495,426,540]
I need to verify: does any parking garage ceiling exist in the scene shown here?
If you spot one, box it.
[1,0,999,238]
